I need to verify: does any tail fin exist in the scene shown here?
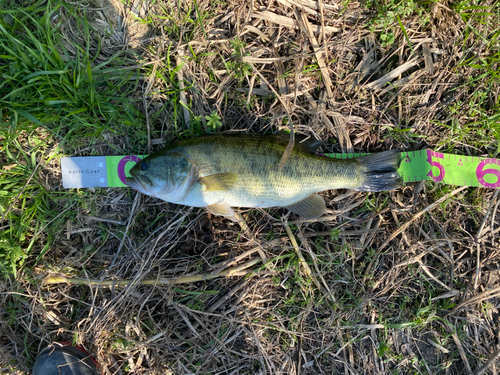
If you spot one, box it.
[354,150,402,192]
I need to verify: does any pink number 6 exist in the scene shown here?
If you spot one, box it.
[426,150,445,182]
[476,159,500,189]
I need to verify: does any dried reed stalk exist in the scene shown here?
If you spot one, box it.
[44,258,261,286]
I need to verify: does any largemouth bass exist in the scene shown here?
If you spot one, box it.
[126,134,401,220]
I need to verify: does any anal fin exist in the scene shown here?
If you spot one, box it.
[284,194,326,219]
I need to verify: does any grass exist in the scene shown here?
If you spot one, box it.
[0,0,148,278]
[435,2,500,153]
[366,0,429,47]
[0,0,146,151]
[1,0,500,373]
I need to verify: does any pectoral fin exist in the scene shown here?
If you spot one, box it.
[199,173,237,191]
[284,194,326,219]
[206,202,237,221]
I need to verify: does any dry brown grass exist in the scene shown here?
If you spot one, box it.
[1,0,500,374]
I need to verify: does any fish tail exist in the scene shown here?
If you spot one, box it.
[354,150,402,192]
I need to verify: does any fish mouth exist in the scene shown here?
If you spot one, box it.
[125,176,150,192]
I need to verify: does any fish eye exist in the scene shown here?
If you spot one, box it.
[141,161,149,171]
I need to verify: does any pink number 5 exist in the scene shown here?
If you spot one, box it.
[476,159,500,189]
[426,150,445,182]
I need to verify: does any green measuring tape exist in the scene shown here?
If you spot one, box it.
[326,150,500,189]
[61,150,500,189]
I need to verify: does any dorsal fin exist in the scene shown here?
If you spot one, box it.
[273,131,323,153]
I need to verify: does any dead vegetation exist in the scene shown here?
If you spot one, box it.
[1,0,500,374]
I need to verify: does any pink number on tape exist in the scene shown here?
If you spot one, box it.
[426,150,445,182]
[476,158,500,189]
[118,155,142,185]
